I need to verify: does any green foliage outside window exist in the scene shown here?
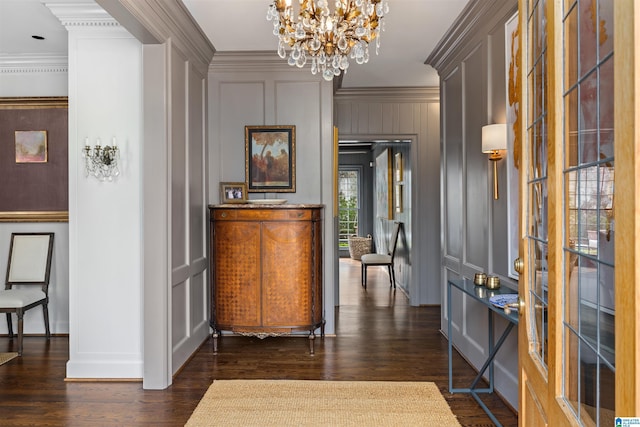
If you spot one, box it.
[338,193,358,248]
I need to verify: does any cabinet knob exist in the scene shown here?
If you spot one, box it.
[221,212,227,218]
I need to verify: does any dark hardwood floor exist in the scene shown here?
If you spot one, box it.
[0,258,517,426]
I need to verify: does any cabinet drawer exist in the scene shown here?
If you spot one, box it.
[212,210,237,220]
[213,209,312,221]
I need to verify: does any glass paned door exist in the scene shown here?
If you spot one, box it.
[562,1,615,424]
[525,0,550,372]
[518,0,626,425]
[338,168,361,249]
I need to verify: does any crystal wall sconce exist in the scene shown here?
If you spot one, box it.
[82,137,120,181]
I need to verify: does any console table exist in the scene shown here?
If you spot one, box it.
[447,278,519,427]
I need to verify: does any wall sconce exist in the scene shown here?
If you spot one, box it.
[82,137,120,182]
[482,124,507,200]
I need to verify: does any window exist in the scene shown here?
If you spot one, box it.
[338,169,360,249]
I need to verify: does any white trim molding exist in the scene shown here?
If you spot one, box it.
[0,54,68,74]
[45,1,120,28]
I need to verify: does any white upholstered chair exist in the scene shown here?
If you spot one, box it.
[361,222,401,289]
[0,233,54,356]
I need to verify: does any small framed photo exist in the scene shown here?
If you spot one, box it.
[220,182,247,203]
[245,125,295,193]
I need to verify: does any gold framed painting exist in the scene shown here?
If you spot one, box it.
[245,125,296,193]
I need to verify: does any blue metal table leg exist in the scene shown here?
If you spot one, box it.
[469,322,515,391]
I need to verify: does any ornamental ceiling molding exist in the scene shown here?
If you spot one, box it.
[44,1,120,28]
[0,54,68,74]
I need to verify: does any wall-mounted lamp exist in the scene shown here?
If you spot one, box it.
[82,137,120,182]
[482,124,507,200]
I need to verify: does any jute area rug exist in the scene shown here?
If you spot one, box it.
[0,352,19,366]
[185,380,461,426]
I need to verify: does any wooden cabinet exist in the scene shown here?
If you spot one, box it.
[209,204,324,354]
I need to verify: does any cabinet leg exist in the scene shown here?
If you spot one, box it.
[212,330,219,355]
[308,331,316,355]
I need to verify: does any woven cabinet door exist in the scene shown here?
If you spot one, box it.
[261,220,312,327]
[212,219,262,328]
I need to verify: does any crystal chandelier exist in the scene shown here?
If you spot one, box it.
[267,0,389,81]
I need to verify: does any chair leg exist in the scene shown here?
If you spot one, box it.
[6,313,13,337]
[362,264,368,289]
[43,302,51,339]
[16,309,24,356]
[391,265,396,289]
[388,265,394,288]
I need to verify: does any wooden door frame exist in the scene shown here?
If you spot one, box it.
[518,0,640,423]
[613,0,640,417]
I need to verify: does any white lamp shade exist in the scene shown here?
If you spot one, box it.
[482,124,507,152]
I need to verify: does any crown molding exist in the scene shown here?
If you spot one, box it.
[0,54,68,74]
[334,87,439,103]
[425,0,517,74]
[44,1,120,27]
[209,51,317,75]
[97,0,215,75]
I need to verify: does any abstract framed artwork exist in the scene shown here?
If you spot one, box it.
[15,130,48,163]
[505,11,520,279]
[245,125,296,193]
[395,184,403,214]
[394,151,403,183]
[375,148,393,219]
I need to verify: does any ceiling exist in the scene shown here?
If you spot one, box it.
[0,0,470,89]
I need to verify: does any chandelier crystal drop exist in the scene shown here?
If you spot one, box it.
[267,0,389,81]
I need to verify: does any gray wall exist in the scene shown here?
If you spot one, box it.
[427,0,519,409]
[207,52,336,334]
[334,88,439,305]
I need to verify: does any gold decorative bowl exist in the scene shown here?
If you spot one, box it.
[486,276,501,290]
[473,273,487,286]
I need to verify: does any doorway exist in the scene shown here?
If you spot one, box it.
[337,139,411,306]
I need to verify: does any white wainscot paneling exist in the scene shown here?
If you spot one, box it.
[189,271,207,329]
[172,279,188,348]
[462,295,489,355]
[171,48,188,270]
